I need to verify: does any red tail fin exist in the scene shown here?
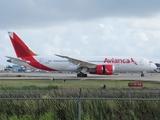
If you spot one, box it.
[8,32,37,58]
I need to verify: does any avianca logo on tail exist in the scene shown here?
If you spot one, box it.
[104,58,138,65]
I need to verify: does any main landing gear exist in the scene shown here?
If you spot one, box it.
[77,72,87,77]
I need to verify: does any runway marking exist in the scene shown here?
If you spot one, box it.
[79,78,88,81]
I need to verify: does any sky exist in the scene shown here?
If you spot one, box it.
[1,0,160,66]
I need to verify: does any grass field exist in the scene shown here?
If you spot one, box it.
[0,79,160,119]
[0,79,160,89]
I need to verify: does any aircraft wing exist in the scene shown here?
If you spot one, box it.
[55,54,96,68]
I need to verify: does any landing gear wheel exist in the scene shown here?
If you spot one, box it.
[77,73,81,77]
[83,74,87,77]
[77,73,88,77]
[141,73,144,77]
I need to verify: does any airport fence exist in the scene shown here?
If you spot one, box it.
[0,97,160,120]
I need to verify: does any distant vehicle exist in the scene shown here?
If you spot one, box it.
[6,32,157,77]
[18,69,26,73]
[155,67,160,73]
[25,69,31,73]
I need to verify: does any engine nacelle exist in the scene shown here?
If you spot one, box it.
[90,64,115,75]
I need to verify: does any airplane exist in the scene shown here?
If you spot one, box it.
[6,32,157,77]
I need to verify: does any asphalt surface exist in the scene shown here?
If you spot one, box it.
[0,72,159,82]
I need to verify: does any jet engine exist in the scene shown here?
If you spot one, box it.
[90,64,115,75]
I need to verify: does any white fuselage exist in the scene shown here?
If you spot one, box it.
[28,55,156,73]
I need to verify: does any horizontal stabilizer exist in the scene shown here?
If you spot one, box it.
[5,56,33,68]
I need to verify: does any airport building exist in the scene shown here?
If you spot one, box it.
[155,63,160,67]
[155,63,160,72]
[10,64,32,72]
[12,64,23,72]
[0,65,5,71]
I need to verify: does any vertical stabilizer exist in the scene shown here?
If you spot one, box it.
[8,32,37,58]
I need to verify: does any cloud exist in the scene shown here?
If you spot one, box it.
[138,32,149,41]
[126,15,160,30]
[1,0,160,29]
[1,0,160,65]
[100,24,105,28]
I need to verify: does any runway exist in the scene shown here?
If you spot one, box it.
[0,72,160,82]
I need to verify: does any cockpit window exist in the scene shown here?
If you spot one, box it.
[149,61,153,63]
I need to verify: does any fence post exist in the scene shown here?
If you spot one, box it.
[78,88,81,120]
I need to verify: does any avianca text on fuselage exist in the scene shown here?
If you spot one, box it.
[104,58,138,65]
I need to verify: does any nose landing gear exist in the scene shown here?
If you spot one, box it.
[141,72,144,77]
